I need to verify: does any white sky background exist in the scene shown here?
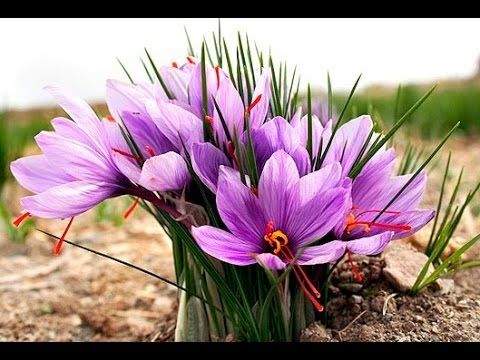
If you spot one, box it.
[1,18,480,110]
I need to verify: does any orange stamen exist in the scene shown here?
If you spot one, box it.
[250,185,258,196]
[123,197,141,219]
[172,62,178,68]
[13,212,31,227]
[54,217,74,256]
[246,94,262,114]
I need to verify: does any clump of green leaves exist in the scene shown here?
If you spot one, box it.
[412,153,480,294]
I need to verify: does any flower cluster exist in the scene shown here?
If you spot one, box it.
[10,50,435,340]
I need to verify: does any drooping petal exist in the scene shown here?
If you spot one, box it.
[252,117,311,175]
[191,142,230,193]
[345,231,394,255]
[248,70,271,129]
[257,150,300,231]
[191,225,260,266]
[298,240,347,265]
[216,165,266,245]
[21,181,118,219]
[255,253,286,270]
[10,155,75,194]
[288,186,351,249]
[138,152,191,192]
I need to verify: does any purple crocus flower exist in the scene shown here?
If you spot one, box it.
[191,150,351,311]
[322,115,435,257]
[190,70,271,193]
[11,86,190,254]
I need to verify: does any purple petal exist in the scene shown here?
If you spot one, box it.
[51,117,96,148]
[188,64,226,118]
[255,253,286,270]
[191,142,230,193]
[248,70,271,129]
[10,155,75,194]
[159,66,190,103]
[323,115,373,177]
[288,186,351,249]
[353,169,427,213]
[298,240,347,265]
[387,209,435,240]
[345,231,394,255]
[138,152,191,192]
[145,99,203,153]
[216,166,266,246]
[21,181,117,219]
[298,162,342,205]
[35,131,119,184]
[292,114,325,158]
[252,117,311,175]
[289,107,303,127]
[258,150,300,231]
[212,77,244,145]
[44,85,107,156]
[191,226,259,266]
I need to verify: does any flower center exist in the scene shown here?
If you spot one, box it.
[264,224,288,254]
[263,221,324,312]
[345,206,412,234]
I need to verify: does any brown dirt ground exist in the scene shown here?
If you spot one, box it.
[1,135,480,342]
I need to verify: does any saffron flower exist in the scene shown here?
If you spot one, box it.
[324,115,435,255]
[192,150,351,311]
[11,86,190,254]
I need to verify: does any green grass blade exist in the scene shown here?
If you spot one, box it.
[117,58,134,84]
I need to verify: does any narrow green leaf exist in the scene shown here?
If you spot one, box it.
[350,85,437,178]
[184,26,196,57]
[327,72,333,120]
[140,57,154,83]
[306,84,313,159]
[144,48,175,99]
[373,122,459,223]
[117,58,134,84]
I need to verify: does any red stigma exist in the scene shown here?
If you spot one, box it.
[123,197,141,219]
[226,141,239,168]
[265,220,274,235]
[54,217,74,256]
[172,62,178,68]
[250,185,258,196]
[246,94,262,114]
[347,252,363,282]
[347,206,411,234]
[215,66,221,89]
[112,148,143,161]
[145,145,156,157]
[13,212,31,227]
[186,56,195,64]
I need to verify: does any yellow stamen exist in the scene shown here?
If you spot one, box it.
[264,229,289,254]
